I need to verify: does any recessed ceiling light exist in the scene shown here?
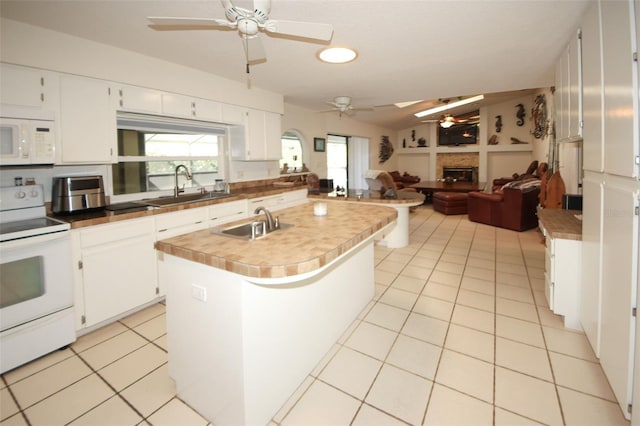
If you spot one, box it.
[318,47,358,64]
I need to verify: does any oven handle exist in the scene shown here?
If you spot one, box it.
[0,230,70,249]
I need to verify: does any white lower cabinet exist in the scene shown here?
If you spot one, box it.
[248,189,308,214]
[208,200,248,227]
[543,232,582,330]
[155,207,208,240]
[74,217,158,330]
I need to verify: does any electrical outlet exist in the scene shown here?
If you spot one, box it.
[191,284,207,302]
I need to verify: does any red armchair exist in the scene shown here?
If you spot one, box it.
[467,185,541,231]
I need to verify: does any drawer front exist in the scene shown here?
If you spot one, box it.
[208,200,247,220]
[81,217,155,248]
[155,208,207,232]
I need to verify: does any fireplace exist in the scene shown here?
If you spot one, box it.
[443,167,475,182]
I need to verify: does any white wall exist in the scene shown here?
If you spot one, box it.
[281,103,397,180]
[1,18,396,186]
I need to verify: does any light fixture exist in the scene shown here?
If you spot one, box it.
[440,115,455,128]
[414,94,485,118]
[318,47,358,64]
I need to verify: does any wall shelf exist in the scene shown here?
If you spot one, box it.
[396,147,430,155]
[486,144,533,152]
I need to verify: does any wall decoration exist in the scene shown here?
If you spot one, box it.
[417,137,427,147]
[313,137,326,152]
[495,115,502,133]
[531,94,548,139]
[488,134,499,145]
[515,103,526,126]
[411,130,416,141]
[379,135,394,163]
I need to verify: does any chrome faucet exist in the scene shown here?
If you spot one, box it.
[254,206,276,232]
[174,165,192,197]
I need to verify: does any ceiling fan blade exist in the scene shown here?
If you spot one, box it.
[264,20,333,41]
[253,0,271,22]
[147,17,233,30]
[244,35,266,62]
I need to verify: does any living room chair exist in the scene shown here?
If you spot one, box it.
[467,179,541,231]
[364,170,417,197]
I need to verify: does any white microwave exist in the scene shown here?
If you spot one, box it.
[0,117,56,165]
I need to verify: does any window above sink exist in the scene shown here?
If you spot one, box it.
[110,113,228,203]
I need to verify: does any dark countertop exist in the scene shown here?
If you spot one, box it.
[50,184,308,229]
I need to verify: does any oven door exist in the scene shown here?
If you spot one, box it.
[0,231,72,332]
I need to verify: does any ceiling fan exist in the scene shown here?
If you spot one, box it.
[147,0,334,73]
[318,96,374,117]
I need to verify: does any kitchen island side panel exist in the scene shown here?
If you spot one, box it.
[161,241,374,426]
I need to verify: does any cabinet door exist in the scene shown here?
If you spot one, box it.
[59,75,116,164]
[599,178,638,419]
[581,2,604,172]
[194,99,222,122]
[80,218,157,328]
[580,172,604,357]
[246,108,266,160]
[264,111,282,160]
[208,200,248,227]
[161,93,195,118]
[0,64,47,108]
[243,109,282,161]
[117,84,162,114]
[222,104,246,124]
[601,0,637,178]
[555,50,569,141]
[155,207,208,239]
[567,30,582,140]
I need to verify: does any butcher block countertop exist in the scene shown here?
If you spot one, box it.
[538,208,582,241]
[155,202,397,279]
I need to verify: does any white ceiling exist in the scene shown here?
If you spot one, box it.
[0,0,590,130]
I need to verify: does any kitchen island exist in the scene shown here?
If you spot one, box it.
[308,189,425,248]
[155,202,397,425]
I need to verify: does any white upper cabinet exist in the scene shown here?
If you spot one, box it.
[0,63,58,111]
[162,93,222,122]
[555,29,583,143]
[601,0,638,178]
[231,108,282,161]
[581,2,604,172]
[116,84,163,114]
[58,75,116,164]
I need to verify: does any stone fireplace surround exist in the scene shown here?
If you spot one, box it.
[436,153,480,181]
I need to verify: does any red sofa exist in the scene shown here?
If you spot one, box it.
[467,185,541,231]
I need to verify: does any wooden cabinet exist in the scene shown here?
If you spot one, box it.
[74,217,158,329]
[555,29,583,143]
[0,63,58,110]
[58,75,116,164]
[231,108,282,161]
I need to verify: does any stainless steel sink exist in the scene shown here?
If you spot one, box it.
[212,221,294,240]
[137,192,231,207]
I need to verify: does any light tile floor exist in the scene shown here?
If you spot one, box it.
[0,206,630,425]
